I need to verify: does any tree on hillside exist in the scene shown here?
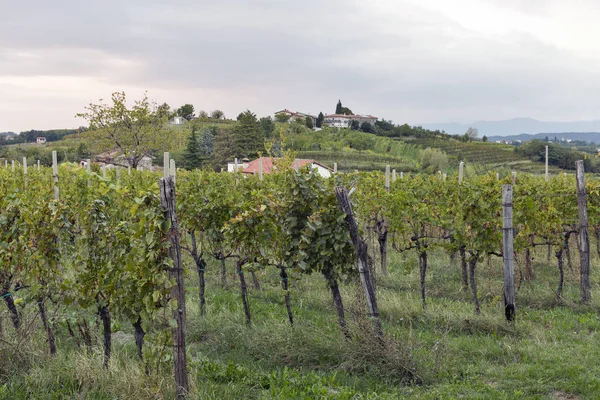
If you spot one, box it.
[360,121,374,133]
[316,112,324,128]
[260,116,275,138]
[336,100,343,114]
[211,127,239,168]
[183,128,203,169]
[198,110,209,119]
[235,110,264,157]
[184,126,215,169]
[305,116,314,129]
[211,110,225,120]
[76,91,168,169]
[275,112,291,123]
[156,103,173,119]
[199,126,216,157]
[466,127,478,141]
[350,120,360,130]
[178,104,195,120]
[340,106,353,115]
[482,135,488,142]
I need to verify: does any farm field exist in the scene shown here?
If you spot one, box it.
[2,248,600,399]
[1,161,600,399]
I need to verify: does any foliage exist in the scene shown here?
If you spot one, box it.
[420,147,449,172]
[210,110,225,120]
[76,92,168,168]
[177,104,195,121]
[316,112,324,128]
[304,116,314,129]
[235,110,264,158]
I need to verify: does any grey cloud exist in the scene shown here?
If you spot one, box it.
[1,0,599,131]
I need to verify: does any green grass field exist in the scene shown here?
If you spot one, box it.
[1,240,598,399]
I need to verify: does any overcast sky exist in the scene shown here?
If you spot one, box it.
[1,0,599,132]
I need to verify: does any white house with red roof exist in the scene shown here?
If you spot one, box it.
[227,157,332,178]
[274,109,317,126]
[324,114,377,128]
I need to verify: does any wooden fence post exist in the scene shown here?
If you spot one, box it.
[37,160,40,172]
[258,158,263,181]
[545,145,549,181]
[170,159,176,184]
[23,157,27,189]
[459,161,464,184]
[294,159,300,172]
[576,160,591,304]
[52,151,59,200]
[385,165,390,191]
[164,152,170,178]
[400,171,404,179]
[333,162,337,173]
[87,159,92,188]
[11,160,14,173]
[392,169,396,182]
[334,186,383,335]
[159,176,188,398]
[502,185,515,321]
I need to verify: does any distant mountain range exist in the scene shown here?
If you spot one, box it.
[486,132,600,144]
[420,118,600,137]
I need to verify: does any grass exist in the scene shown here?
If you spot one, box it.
[1,242,599,398]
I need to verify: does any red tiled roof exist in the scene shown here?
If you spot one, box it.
[242,157,321,174]
[324,114,378,119]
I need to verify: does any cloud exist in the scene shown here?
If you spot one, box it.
[1,0,599,131]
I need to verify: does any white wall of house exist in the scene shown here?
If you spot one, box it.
[227,162,249,172]
[311,163,332,178]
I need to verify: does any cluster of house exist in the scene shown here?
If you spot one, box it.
[275,109,378,129]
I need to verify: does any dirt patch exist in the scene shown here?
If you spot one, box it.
[553,390,581,400]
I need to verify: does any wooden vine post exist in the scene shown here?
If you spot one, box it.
[334,186,383,335]
[52,151,59,200]
[385,165,390,191]
[159,175,189,398]
[458,161,464,184]
[502,185,515,321]
[545,145,549,181]
[576,160,591,304]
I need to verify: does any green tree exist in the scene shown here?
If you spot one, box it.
[350,120,360,130]
[345,131,375,151]
[198,110,209,119]
[305,116,314,129]
[275,112,291,123]
[178,104,195,120]
[336,100,343,114]
[260,116,275,138]
[316,112,324,128]
[77,142,90,160]
[211,110,225,120]
[212,126,239,168]
[235,111,264,157]
[340,106,353,115]
[199,126,216,158]
[482,135,488,142]
[156,103,173,119]
[183,128,203,170]
[360,121,374,133]
[76,91,168,169]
